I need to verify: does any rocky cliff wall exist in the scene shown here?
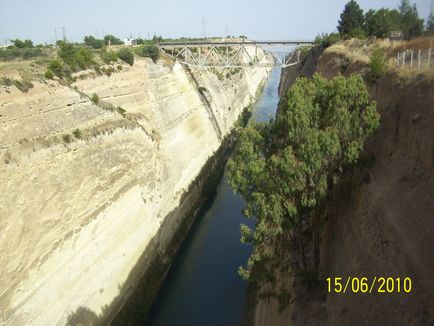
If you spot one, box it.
[0,54,270,325]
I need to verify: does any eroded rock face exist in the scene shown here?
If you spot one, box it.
[0,56,270,325]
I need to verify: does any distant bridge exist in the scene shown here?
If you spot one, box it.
[157,40,314,68]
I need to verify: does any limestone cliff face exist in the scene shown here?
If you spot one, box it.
[0,55,270,325]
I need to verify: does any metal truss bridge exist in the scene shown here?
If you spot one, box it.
[157,40,314,68]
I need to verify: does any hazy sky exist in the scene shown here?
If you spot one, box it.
[0,0,431,45]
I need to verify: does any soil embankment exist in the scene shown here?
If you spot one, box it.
[254,40,434,325]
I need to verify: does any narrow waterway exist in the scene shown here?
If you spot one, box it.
[146,67,282,326]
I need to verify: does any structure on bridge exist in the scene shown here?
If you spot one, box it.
[157,40,314,68]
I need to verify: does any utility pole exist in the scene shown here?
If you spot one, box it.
[62,26,66,42]
[225,25,228,38]
[202,17,206,40]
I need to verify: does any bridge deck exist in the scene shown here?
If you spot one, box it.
[158,40,314,47]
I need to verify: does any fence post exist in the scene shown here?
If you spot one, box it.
[403,51,406,67]
[410,50,413,68]
[428,47,432,69]
[397,52,400,67]
[418,49,421,70]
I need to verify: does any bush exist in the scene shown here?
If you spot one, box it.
[58,42,94,72]
[73,129,82,139]
[0,78,33,92]
[137,44,159,62]
[117,48,134,66]
[44,69,55,79]
[368,49,387,82]
[12,79,33,92]
[0,47,43,61]
[101,66,115,77]
[62,134,72,143]
[91,93,99,104]
[100,50,118,64]
[48,59,64,77]
[314,33,342,48]
[116,106,126,117]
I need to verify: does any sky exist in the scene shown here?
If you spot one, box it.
[0,0,432,45]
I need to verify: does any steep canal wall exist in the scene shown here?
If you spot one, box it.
[253,39,434,325]
[0,51,270,325]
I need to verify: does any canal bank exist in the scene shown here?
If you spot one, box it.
[145,67,282,326]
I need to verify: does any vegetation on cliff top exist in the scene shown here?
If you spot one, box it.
[227,74,380,298]
[338,0,425,40]
[316,0,430,48]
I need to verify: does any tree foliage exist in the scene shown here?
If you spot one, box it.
[104,35,123,45]
[337,0,365,37]
[368,49,387,82]
[314,33,342,48]
[100,49,118,64]
[10,39,34,48]
[364,8,401,38]
[227,74,380,291]
[84,35,104,49]
[58,42,94,71]
[399,0,424,39]
[336,0,424,39]
[137,44,160,62]
[427,11,434,34]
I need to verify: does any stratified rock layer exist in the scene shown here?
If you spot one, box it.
[0,55,270,325]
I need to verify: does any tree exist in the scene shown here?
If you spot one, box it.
[338,0,365,37]
[427,11,434,33]
[227,74,379,295]
[10,39,34,48]
[104,35,123,45]
[364,8,401,38]
[399,1,424,39]
[84,35,104,49]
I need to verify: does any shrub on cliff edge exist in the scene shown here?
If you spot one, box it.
[117,48,134,66]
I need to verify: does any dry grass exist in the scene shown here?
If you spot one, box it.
[391,36,434,53]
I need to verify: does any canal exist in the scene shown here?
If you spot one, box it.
[146,67,282,326]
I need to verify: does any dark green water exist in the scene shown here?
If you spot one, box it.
[146,67,281,326]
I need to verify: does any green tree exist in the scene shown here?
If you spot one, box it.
[227,74,379,292]
[399,1,424,39]
[104,35,123,45]
[10,39,34,48]
[427,11,434,33]
[84,35,104,49]
[338,0,365,37]
[117,48,134,66]
[364,8,401,38]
